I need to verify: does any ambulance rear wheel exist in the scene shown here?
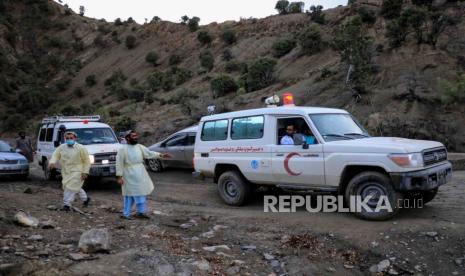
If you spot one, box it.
[218,171,251,206]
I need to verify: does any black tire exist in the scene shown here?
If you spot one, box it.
[43,160,57,181]
[345,171,402,221]
[217,171,251,206]
[405,188,438,206]
[147,159,163,173]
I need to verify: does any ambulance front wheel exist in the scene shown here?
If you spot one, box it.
[218,171,251,206]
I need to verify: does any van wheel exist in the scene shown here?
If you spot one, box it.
[43,160,57,181]
[345,171,402,221]
[405,188,438,205]
[218,171,251,206]
[147,159,163,173]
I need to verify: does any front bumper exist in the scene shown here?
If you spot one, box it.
[0,164,29,176]
[390,162,452,191]
[89,164,116,177]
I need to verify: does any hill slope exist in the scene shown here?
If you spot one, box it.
[1,0,464,150]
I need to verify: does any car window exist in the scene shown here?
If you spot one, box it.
[45,124,54,142]
[165,134,186,147]
[39,127,46,141]
[201,119,228,141]
[231,116,264,140]
[186,133,196,146]
[0,141,12,152]
[276,117,313,145]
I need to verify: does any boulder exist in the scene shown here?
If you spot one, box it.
[14,211,39,228]
[78,228,111,253]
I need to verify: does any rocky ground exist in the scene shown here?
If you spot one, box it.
[0,161,465,275]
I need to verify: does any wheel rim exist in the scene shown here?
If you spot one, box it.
[149,159,161,171]
[358,182,388,208]
[224,180,238,198]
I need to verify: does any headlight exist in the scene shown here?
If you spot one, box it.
[19,159,28,164]
[89,155,95,164]
[388,153,423,168]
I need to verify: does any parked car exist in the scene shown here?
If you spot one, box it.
[147,126,197,172]
[0,140,29,179]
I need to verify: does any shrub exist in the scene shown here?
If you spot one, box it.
[222,29,237,45]
[127,17,135,23]
[174,68,193,85]
[145,51,159,66]
[245,58,277,92]
[308,5,325,24]
[146,71,174,91]
[94,34,108,47]
[45,36,68,48]
[97,24,111,34]
[114,116,136,132]
[428,12,455,47]
[3,114,27,131]
[125,35,137,49]
[105,70,127,86]
[169,54,182,66]
[72,40,85,51]
[358,7,376,24]
[197,30,212,45]
[412,0,433,6]
[288,2,304,13]
[275,0,290,15]
[74,87,84,98]
[79,5,85,16]
[380,0,403,19]
[188,17,200,32]
[298,27,323,55]
[114,18,123,25]
[181,15,189,25]
[225,61,243,72]
[272,39,296,58]
[211,75,238,97]
[222,49,233,61]
[128,88,145,102]
[61,105,80,115]
[151,16,161,23]
[199,50,214,71]
[85,75,97,87]
[440,74,465,104]
[386,14,409,47]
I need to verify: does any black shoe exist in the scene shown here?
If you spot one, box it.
[61,205,71,212]
[83,197,91,208]
[120,215,134,220]
[134,213,150,219]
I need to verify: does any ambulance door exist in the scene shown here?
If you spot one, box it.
[271,116,325,187]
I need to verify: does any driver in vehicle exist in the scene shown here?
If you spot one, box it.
[281,124,296,145]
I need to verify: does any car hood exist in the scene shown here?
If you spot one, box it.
[326,137,444,153]
[0,152,27,160]
[83,144,122,155]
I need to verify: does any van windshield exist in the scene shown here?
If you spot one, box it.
[67,128,118,145]
[309,114,370,141]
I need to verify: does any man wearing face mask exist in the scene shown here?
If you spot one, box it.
[116,130,169,219]
[49,131,91,211]
[15,131,34,163]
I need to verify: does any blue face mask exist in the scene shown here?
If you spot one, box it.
[66,139,75,146]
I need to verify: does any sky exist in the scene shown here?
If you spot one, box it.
[54,0,347,24]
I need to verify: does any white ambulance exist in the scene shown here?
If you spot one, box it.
[193,94,452,220]
[37,116,121,180]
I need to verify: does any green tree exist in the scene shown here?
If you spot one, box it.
[308,5,325,24]
[169,54,182,66]
[222,49,233,61]
[73,87,84,97]
[428,11,455,47]
[114,116,136,132]
[298,27,323,55]
[222,29,237,45]
[125,35,137,49]
[188,17,200,32]
[199,50,214,71]
[211,75,239,97]
[272,39,296,58]
[114,18,123,25]
[404,7,428,44]
[197,30,212,45]
[440,74,465,104]
[358,7,376,24]
[85,75,97,87]
[275,0,290,15]
[288,2,304,13]
[380,0,403,19]
[79,5,85,16]
[245,58,277,92]
[145,51,159,66]
[181,15,189,25]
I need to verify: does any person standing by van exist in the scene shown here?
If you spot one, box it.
[48,131,91,211]
[116,130,168,219]
[16,131,34,163]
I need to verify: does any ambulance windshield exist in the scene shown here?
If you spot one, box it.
[309,114,370,141]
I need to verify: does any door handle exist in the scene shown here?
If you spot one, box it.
[276,153,284,157]
[303,154,319,157]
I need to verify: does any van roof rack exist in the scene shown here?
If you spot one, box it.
[41,115,101,124]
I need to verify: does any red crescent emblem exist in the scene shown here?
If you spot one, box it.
[284,152,302,176]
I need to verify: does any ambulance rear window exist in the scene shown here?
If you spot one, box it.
[201,120,228,141]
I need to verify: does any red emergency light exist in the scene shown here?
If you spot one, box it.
[283,92,295,105]
[83,119,89,124]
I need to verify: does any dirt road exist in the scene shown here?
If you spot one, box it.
[0,162,464,275]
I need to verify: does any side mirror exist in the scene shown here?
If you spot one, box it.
[54,141,60,148]
[302,142,309,150]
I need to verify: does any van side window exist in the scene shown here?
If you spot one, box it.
[231,116,264,140]
[201,120,228,141]
[39,127,46,142]
[45,125,54,142]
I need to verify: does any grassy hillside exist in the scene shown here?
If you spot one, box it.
[1,0,464,150]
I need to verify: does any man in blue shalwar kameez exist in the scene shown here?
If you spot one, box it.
[116,130,168,219]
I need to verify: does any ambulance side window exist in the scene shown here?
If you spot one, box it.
[276,117,315,145]
[231,116,264,140]
[201,119,228,141]
[39,127,46,142]
[45,124,54,142]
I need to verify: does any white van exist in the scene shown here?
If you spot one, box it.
[37,116,121,180]
[193,94,452,220]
